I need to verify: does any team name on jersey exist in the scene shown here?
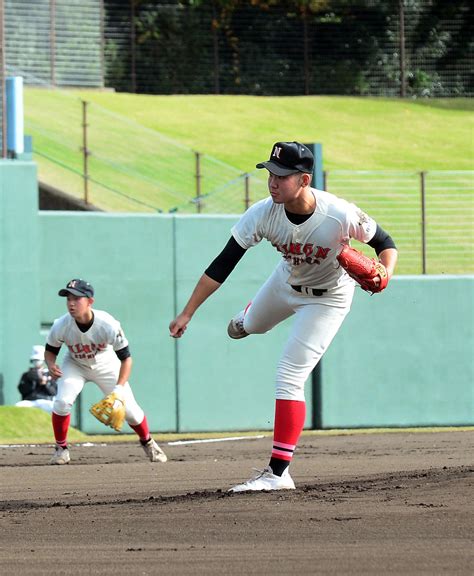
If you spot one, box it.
[67,342,108,360]
[273,242,331,266]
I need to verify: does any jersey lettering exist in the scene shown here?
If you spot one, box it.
[273,242,331,266]
[314,246,331,260]
[67,342,107,358]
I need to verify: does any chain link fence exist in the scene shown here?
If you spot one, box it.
[105,0,472,97]
[323,170,473,275]
[173,168,474,276]
[4,0,103,88]
[1,0,472,155]
[1,1,472,97]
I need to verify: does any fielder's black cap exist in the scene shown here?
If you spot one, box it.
[58,278,94,298]
[256,141,314,176]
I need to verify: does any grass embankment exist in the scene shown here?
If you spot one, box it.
[1,406,472,446]
[0,406,269,445]
[26,91,473,171]
[24,90,473,213]
[0,407,88,444]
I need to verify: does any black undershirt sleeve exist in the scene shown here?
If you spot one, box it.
[205,236,247,283]
[45,343,61,356]
[115,346,131,361]
[367,224,397,255]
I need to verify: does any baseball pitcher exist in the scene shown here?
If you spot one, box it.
[169,141,398,492]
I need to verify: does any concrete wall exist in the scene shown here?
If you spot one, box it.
[37,212,177,433]
[321,276,474,427]
[37,212,310,433]
[0,162,40,405]
[1,161,473,433]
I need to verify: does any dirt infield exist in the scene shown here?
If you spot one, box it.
[1,430,473,575]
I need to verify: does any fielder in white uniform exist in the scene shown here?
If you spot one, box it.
[45,278,167,465]
[169,141,398,492]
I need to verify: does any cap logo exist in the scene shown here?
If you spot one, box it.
[68,280,77,288]
[272,146,282,159]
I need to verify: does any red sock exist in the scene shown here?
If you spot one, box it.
[129,415,150,442]
[271,399,306,462]
[52,412,71,447]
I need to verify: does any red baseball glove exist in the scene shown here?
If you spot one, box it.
[336,245,389,294]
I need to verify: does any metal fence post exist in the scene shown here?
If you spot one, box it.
[420,171,427,274]
[81,100,90,204]
[244,173,250,210]
[195,151,202,213]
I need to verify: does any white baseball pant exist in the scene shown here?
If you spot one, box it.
[242,265,354,401]
[52,353,145,425]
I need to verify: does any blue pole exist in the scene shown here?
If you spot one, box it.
[6,76,24,156]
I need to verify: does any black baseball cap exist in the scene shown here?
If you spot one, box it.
[256,141,314,176]
[58,279,94,298]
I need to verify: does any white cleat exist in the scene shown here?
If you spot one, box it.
[228,466,296,493]
[142,438,168,463]
[227,311,249,339]
[49,445,71,465]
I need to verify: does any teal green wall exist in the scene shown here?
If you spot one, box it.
[1,162,472,433]
[321,276,474,427]
[38,213,177,434]
[172,216,312,432]
[37,213,312,433]
[0,162,40,406]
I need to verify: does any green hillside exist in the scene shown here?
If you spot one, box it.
[0,406,88,444]
[66,93,474,171]
[0,406,266,445]
[24,89,473,214]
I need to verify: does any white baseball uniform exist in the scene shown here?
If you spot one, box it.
[231,188,378,401]
[47,309,144,425]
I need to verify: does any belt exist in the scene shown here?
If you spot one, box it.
[291,285,327,297]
